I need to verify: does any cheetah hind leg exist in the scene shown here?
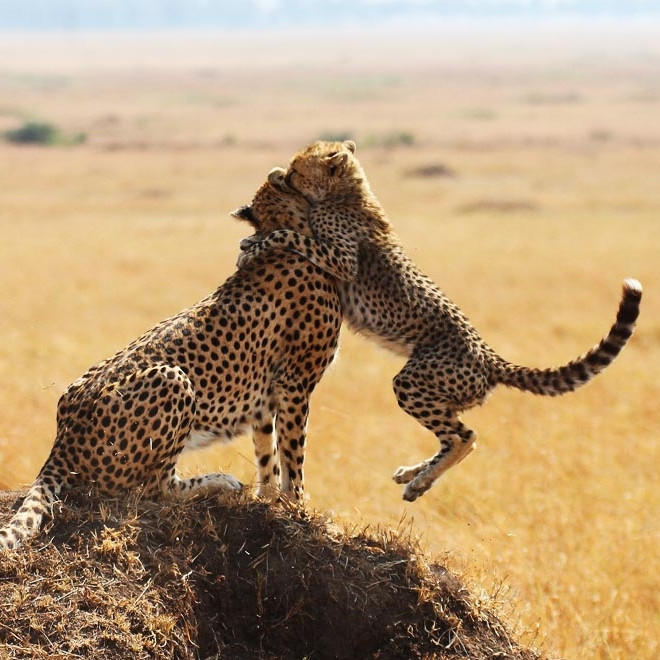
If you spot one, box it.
[393,463,427,485]
[110,365,242,500]
[392,356,482,501]
[392,422,475,485]
[398,424,476,502]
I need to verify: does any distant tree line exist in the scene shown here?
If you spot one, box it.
[0,0,656,30]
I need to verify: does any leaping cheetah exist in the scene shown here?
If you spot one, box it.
[238,140,642,502]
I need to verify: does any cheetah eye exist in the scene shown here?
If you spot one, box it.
[327,152,338,158]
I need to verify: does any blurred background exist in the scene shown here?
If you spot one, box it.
[0,2,658,658]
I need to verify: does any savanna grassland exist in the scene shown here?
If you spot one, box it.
[0,23,658,659]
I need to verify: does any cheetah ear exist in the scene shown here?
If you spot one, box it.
[231,205,254,222]
[268,167,288,190]
[343,140,356,154]
[326,151,348,170]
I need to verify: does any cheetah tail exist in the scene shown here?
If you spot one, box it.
[0,475,62,550]
[494,278,642,396]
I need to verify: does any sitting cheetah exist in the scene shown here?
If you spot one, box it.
[238,140,642,502]
[0,182,341,549]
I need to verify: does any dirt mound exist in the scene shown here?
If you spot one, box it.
[0,491,542,660]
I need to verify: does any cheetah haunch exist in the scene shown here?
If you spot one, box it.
[238,140,642,502]
[0,182,341,549]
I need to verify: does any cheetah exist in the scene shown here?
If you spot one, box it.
[0,181,341,549]
[238,140,642,502]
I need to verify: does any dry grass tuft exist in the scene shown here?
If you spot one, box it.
[0,491,542,660]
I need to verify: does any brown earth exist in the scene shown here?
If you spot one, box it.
[0,491,543,660]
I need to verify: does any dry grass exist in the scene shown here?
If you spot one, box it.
[1,25,659,660]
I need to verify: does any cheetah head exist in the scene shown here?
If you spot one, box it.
[231,180,314,239]
[269,140,370,204]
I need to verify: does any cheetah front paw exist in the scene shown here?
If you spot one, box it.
[255,482,279,502]
[239,235,261,251]
[236,247,259,270]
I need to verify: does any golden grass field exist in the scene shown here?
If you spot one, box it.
[0,24,658,659]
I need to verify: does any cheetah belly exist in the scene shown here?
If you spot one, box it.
[184,421,254,451]
[338,287,415,357]
[344,324,412,358]
[185,429,229,450]
[184,401,271,450]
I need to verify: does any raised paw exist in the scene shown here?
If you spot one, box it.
[239,235,261,252]
[236,248,258,270]
[402,478,429,502]
[393,464,424,484]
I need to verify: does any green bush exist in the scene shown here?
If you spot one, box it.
[365,130,416,148]
[4,121,85,146]
[5,121,59,144]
